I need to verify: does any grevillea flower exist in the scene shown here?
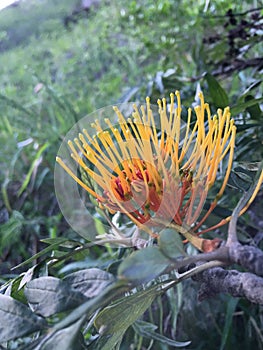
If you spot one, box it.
[56,91,262,251]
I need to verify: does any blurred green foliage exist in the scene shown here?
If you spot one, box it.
[0,0,262,349]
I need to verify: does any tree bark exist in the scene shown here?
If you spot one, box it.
[193,266,263,304]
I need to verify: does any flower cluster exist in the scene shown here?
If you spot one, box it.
[56,91,261,250]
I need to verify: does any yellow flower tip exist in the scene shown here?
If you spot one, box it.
[162,97,167,105]
[198,91,204,101]
[132,103,138,110]
[194,105,201,113]
[146,96,150,103]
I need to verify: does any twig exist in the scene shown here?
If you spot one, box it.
[163,245,230,275]
[161,260,226,293]
[202,6,263,19]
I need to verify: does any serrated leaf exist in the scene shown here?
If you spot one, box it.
[25,276,87,317]
[94,285,162,350]
[133,319,191,347]
[0,295,47,342]
[205,73,229,108]
[118,246,170,284]
[63,268,115,298]
[158,229,185,259]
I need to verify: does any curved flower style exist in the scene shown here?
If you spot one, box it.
[56,91,261,251]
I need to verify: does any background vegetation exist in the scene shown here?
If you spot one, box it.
[0,0,262,349]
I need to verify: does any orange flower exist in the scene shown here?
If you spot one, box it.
[56,91,262,250]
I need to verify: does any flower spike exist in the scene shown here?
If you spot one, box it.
[56,91,262,252]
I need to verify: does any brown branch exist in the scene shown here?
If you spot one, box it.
[192,266,263,304]
[229,242,263,277]
[202,7,263,19]
[189,58,263,82]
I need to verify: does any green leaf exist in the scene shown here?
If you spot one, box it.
[91,329,125,350]
[158,228,185,259]
[12,239,69,270]
[54,282,130,331]
[4,274,28,304]
[235,123,262,132]
[0,295,47,342]
[41,237,81,249]
[94,285,162,350]
[231,97,263,116]
[24,276,87,317]
[228,166,255,192]
[40,237,73,245]
[40,325,85,350]
[205,73,229,108]
[244,95,262,119]
[239,81,262,99]
[63,268,115,298]
[26,317,86,350]
[0,210,23,255]
[18,142,49,196]
[118,246,170,284]
[220,298,239,350]
[133,319,191,347]
[0,93,35,117]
